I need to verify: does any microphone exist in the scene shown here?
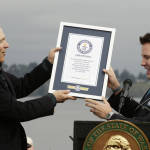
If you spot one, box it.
[118,79,132,113]
[122,79,132,97]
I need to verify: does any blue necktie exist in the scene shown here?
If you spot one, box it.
[144,89,150,99]
[142,88,150,106]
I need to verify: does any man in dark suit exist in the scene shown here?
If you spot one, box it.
[85,33,150,122]
[0,27,76,150]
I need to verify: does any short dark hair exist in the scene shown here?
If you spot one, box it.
[140,33,150,45]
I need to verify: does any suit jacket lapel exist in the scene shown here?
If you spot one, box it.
[2,72,16,97]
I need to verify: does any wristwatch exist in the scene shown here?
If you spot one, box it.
[105,112,114,120]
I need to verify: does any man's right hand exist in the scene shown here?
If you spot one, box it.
[85,97,112,119]
[103,67,120,91]
[53,90,76,103]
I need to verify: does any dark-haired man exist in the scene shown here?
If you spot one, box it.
[0,27,76,150]
[86,33,150,122]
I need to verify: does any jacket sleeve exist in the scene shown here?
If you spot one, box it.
[108,94,150,122]
[110,112,150,122]
[6,58,53,99]
[108,93,139,118]
[0,86,56,122]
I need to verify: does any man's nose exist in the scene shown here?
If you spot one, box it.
[4,41,9,48]
[141,58,146,66]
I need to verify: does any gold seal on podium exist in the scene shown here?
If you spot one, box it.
[83,120,150,150]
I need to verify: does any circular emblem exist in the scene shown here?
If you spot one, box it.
[83,120,150,150]
[77,40,92,54]
[75,85,80,91]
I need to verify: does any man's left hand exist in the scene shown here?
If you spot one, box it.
[85,97,112,119]
[48,47,62,64]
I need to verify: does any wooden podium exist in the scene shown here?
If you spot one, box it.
[73,121,150,150]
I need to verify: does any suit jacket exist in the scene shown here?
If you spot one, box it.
[108,90,150,122]
[0,58,56,150]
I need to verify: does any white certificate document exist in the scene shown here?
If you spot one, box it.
[61,33,104,86]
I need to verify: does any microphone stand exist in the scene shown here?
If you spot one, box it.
[118,90,126,113]
[118,79,132,113]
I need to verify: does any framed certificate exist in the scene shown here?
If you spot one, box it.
[48,22,116,100]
